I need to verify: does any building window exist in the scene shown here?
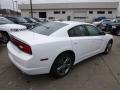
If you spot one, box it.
[62,11,66,14]
[48,17,55,19]
[108,11,112,14]
[74,17,86,19]
[89,11,93,14]
[97,11,105,14]
[54,11,60,14]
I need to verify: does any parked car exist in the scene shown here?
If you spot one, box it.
[7,21,113,78]
[110,18,120,36]
[0,17,26,44]
[93,17,107,22]
[93,19,112,31]
[5,16,35,29]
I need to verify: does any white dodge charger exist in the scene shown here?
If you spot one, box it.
[7,21,113,78]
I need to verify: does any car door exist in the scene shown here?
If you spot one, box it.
[68,25,95,63]
[85,25,105,54]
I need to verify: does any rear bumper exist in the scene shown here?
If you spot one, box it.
[7,42,50,75]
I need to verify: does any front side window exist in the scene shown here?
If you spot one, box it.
[68,25,88,37]
[85,25,100,36]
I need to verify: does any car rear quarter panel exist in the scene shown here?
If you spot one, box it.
[31,37,73,72]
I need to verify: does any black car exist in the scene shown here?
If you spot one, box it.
[96,19,112,31]
[110,19,120,36]
[5,16,35,29]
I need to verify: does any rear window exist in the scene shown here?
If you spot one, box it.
[31,22,67,36]
[16,17,28,23]
[0,17,13,24]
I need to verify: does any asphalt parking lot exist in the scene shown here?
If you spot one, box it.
[0,36,120,90]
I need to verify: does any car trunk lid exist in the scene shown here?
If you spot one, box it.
[10,30,49,45]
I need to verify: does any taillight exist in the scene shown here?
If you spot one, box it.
[10,36,32,55]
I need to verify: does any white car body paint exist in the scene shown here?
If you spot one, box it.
[7,21,113,75]
[0,24,26,33]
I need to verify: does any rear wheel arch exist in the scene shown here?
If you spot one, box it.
[50,50,75,70]
[54,50,75,65]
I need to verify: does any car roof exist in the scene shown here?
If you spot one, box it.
[55,21,90,25]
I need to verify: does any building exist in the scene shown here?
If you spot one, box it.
[0,9,21,16]
[19,2,119,22]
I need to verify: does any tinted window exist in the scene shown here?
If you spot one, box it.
[33,18,41,22]
[16,17,28,23]
[115,19,120,23]
[86,25,100,36]
[6,17,17,23]
[0,17,13,24]
[68,25,88,37]
[31,22,67,36]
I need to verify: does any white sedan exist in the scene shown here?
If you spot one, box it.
[7,21,113,78]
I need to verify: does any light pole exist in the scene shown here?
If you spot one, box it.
[14,1,18,11]
[12,0,15,10]
[30,0,33,17]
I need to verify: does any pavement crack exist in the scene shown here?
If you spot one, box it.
[100,55,120,86]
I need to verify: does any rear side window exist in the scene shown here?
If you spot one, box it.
[68,25,88,37]
[85,25,100,36]
[31,22,67,36]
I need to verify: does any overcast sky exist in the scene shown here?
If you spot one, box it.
[0,0,120,14]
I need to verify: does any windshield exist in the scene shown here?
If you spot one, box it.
[16,17,28,23]
[102,20,111,24]
[0,17,13,24]
[112,19,120,23]
[31,22,67,36]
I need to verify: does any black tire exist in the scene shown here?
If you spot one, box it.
[1,32,10,44]
[103,40,113,54]
[50,53,74,78]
